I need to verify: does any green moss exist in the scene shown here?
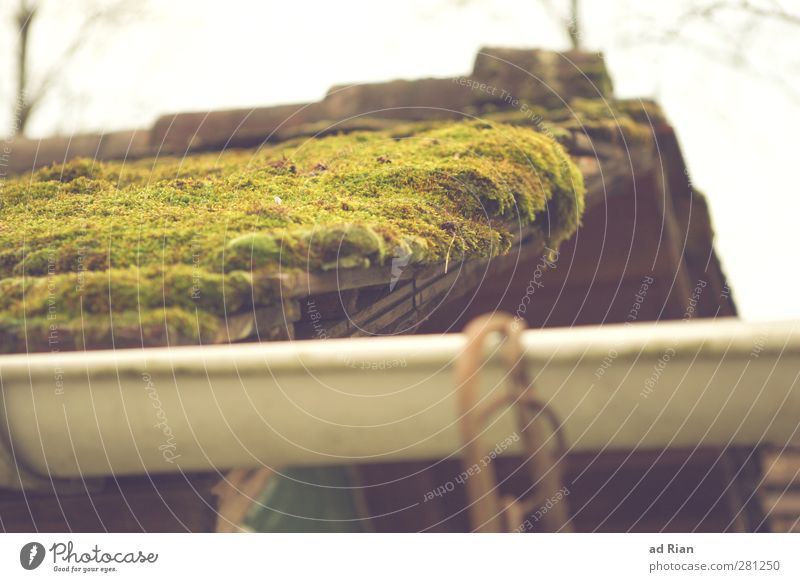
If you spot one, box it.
[0,308,219,353]
[0,119,584,352]
[474,97,662,149]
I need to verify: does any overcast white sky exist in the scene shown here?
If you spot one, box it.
[2,0,799,322]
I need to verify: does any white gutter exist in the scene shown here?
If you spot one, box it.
[1,318,798,487]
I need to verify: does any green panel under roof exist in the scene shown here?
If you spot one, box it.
[245,466,368,533]
[0,119,584,353]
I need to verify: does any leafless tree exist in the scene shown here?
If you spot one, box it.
[540,0,582,49]
[620,0,800,99]
[455,0,799,99]
[458,0,799,58]
[9,0,142,136]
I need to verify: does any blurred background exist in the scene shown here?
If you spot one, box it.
[1,0,798,321]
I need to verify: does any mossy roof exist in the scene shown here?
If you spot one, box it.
[0,119,585,352]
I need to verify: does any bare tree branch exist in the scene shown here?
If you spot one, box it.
[615,0,800,102]
[566,0,581,49]
[14,0,36,135]
[634,0,800,46]
[10,0,143,136]
[539,0,583,49]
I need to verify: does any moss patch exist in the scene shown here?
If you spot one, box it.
[474,97,663,149]
[0,119,584,352]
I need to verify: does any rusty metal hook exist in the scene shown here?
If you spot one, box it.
[455,313,572,532]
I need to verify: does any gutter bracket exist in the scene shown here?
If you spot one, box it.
[455,313,572,533]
